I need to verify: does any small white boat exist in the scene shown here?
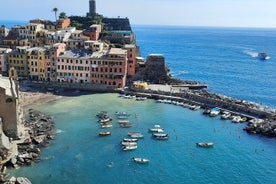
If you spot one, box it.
[196,142,214,147]
[121,141,137,146]
[152,133,169,140]
[122,145,138,151]
[98,118,112,123]
[221,112,231,120]
[209,107,220,117]
[119,122,133,128]
[232,116,242,123]
[123,138,138,142]
[133,157,150,164]
[101,124,112,128]
[148,128,164,133]
[130,134,144,139]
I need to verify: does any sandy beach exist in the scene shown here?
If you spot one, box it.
[19,91,63,108]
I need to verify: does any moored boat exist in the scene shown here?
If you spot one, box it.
[122,145,138,151]
[132,157,150,164]
[221,111,231,120]
[196,142,214,147]
[232,116,242,123]
[99,131,111,136]
[209,107,220,117]
[123,138,138,142]
[119,122,133,128]
[148,128,164,133]
[101,124,112,128]
[121,141,137,146]
[152,133,169,140]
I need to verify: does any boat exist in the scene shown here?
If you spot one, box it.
[257,52,270,60]
[101,124,112,128]
[148,128,164,133]
[203,108,211,115]
[116,112,131,119]
[221,111,231,120]
[119,122,133,128]
[209,107,220,117]
[152,133,169,140]
[128,131,141,136]
[232,116,242,123]
[129,133,144,139]
[132,157,150,164]
[96,111,108,118]
[123,138,138,142]
[99,132,111,136]
[196,142,214,147]
[98,117,112,123]
[136,97,147,101]
[189,105,201,111]
[128,132,144,138]
[121,141,137,146]
[122,145,138,151]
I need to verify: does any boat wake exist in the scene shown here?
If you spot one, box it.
[243,50,258,58]
[55,129,65,134]
[171,70,189,77]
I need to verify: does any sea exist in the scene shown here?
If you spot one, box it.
[1,21,276,183]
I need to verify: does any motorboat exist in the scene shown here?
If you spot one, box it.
[203,108,211,115]
[148,128,164,133]
[101,124,112,128]
[221,111,231,120]
[209,107,220,117]
[152,133,169,140]
[122,145,138,151]
[196,142,214,147]
[232,116,242,123]
[132,157,150,164]
[257,52,270,60]
[98,117,112,123]
[119,122,133,128]
[123,138,138,142]
[121,141,137,146]
[99,131,111,136]
[129,133,144,139]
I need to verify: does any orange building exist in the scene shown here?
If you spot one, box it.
[124,44,137,77]
[56,18,71,30]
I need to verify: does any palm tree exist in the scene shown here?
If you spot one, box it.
[52,7,58,21]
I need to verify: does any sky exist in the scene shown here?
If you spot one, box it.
[1,0,276,28]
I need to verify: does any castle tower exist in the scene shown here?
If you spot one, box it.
[89,0,96,16]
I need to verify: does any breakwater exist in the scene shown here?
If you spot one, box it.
[123,86,276,138]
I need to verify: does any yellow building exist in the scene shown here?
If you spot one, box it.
[27,47,48,80]
[7,46,30,77]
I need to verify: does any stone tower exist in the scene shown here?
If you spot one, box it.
[88,0,96,16]
[0,68,19,138]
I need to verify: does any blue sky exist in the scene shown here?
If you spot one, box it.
[1,0,276,27]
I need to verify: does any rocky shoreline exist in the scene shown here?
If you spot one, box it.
[0,109,55,184]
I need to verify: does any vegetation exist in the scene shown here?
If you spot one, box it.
[52,7,58,21]
[69,15,104,30]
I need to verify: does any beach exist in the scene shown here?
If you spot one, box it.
[19,91,63,108]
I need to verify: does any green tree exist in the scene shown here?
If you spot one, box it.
[59,12,67,19]
[52,7,58,21]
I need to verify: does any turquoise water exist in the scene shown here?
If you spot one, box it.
[2,23,276,183]
[9,94,276,183]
